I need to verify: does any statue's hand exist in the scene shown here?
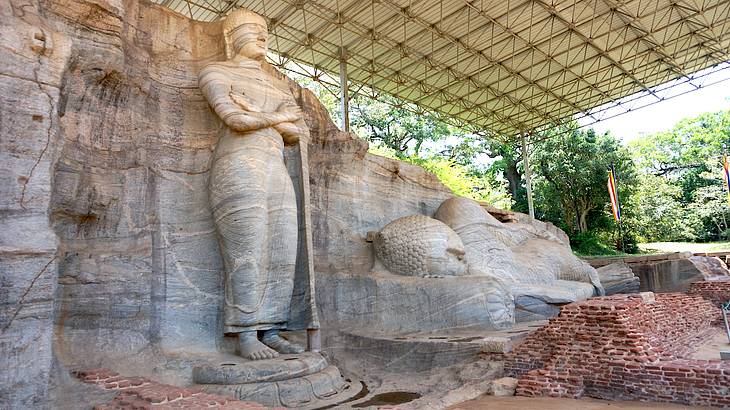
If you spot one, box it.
[230,92,260,113]
[276,103,303,124]
[274,122,302,145]
[226,109,300,132]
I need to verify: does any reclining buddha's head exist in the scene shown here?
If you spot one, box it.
[374,215,467,277]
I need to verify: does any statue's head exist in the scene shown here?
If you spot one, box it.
[223,8,268,60]
[374,215,468,277]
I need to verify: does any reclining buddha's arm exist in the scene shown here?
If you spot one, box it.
[199,66,300,132]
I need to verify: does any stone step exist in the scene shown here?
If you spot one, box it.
[193,352,362,408]
[329,322,546,373]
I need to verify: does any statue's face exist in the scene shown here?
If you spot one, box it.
[231,23,268,60]
[429,229,467,276]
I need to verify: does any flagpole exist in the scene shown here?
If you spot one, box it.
[611,163,625,252]
[722,154,730,202]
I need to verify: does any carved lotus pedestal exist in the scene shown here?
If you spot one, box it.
[192,352,361,408]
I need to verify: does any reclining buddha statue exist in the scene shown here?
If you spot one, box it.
[370,197,604,328]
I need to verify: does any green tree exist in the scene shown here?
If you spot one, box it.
[368,145,511,208]
[630,110,730,201]
[630,174,696,242]
[444,137,527,212]
[350,95,454,159]
[690,183,730,241]
[531,125,635,235]
[629,109,730,242]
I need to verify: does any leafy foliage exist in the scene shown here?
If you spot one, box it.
[289,70,730,255]
[530,125,636,235]
[444,137,528,213]
[570,231,624,256]
[629,110,730,243]
[630,174,696,242]
[351,95,454,158]
[368,145,511,208]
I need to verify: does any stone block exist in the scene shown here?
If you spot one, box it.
[491,377,518,396]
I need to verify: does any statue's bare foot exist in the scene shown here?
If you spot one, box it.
[261,330,305,354]
[239,332,279,361]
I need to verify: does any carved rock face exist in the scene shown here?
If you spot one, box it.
[374,215,467,277]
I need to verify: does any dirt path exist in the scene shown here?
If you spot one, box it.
[450,396,718,410]
[691,327,730,360]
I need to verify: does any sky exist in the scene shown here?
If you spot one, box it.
[586,82,730,145]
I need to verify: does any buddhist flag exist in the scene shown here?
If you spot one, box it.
[607,169,621,222]
[722,154,730,201]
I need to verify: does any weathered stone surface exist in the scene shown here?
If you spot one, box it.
[490,377,518,396]
[1,0,454,404]
[373,215,467,278]
[512,281,595,322]
[1,0,601,405]
[331,332,487,374]
[688,255,730,277]
[513,295,563,322]
[434,197,602,294]
[190,351,357,408]
[199,8,315,362]
[327,322,541,374]
[583,251,692,268]
[357,197,602,332]
[318,271,515,334]
[200,365,357,409]
[635,257,727,293]
[587,253,730,294]
[44,1,228,371]
[596,262,640,295]
[1,1,72,407]
[193,352,328,384]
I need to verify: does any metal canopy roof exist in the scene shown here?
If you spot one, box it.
[155,0,730,138]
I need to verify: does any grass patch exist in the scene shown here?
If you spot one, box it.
[639,241,730,254]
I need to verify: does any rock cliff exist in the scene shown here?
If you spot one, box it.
[0,0,453,406]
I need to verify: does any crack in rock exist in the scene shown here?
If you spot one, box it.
[2,255,57,332]
[19,27,56,210]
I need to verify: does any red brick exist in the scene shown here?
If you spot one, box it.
[504,291,729,407]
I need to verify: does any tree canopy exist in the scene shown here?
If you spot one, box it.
[628,110,730,242]
[291,71,730,254]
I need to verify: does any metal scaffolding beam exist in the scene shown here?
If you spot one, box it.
[339,47,350,132]
[151,0,730,141]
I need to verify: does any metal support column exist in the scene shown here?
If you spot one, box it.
[339,47,350,132]
[721,301,730,343]
[522,135,535,219]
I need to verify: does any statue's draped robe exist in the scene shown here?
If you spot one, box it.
[201,60,311,333]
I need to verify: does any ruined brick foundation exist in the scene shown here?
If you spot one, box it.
[688,280,730,308]
[75,369,269,409]
[505,293,730,407]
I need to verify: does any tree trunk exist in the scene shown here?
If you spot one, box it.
[504,159,521,202]
[579,209,589,233]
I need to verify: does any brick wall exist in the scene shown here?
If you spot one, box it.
[505,293,730,407]
[688,280,730,307]
[75,369,267,409]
